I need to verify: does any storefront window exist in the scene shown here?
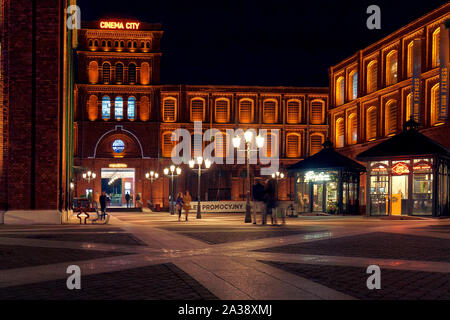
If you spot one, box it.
[412,159,433,215]
[369,162,389,215]
[326,181,338,213]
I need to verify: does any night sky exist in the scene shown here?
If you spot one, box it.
[77,0,447,87]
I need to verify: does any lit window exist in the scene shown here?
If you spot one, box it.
[128,97,136,120]
[310,134,324,155]
[386,50,398,86]
[406,93,413,121]
[366,107,377,141]
[385,100,397,136]
[347,113,357,145]
[115,97,123,120]
[239,99,253,123]
[162,132,175,157]
[310,100,324,124]
[102,96,111,120]
[287,99,301,124]
[140,62,150,85]
[335,118,344,148]
[336,77,345,105]
[163,97,177,122]
[263,99,277,123]
[190,98,205,122]
[112,139,125,153]
[350,71,358,100]
[367,60,378,93]
[286,133,300,158]
[215,98,230,123]
[407,41,414,78]
[432,28,440,68]
[431,83,443,126]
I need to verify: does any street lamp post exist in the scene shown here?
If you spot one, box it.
[233,130,265,223]
[189,156,212,219]
[82,170,97,203]
[164,165,182,215]
[145,171,159,209]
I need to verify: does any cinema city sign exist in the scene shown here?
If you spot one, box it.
[100,21,140,30]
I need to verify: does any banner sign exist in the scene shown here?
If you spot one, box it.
[438,24,449,122]
[190,201,247,213]
[411,39,422,122]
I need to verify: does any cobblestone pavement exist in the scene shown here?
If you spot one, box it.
[0,263,217,300]
[0,212,449,300]
[261,261,450,300]
[257,232,450,262]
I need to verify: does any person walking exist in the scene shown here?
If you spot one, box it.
[99,191,109,220]
[135,193,141,208]
[125,192,131,208]
[176,192,184,221]
[183,191,192,221]
[265,179,277,225]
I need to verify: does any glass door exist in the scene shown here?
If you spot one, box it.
[313,183,324,212]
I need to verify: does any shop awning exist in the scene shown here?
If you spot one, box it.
[287,141,365,173]
[356,122,450,161]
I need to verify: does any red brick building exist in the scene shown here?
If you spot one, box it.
[0,0,76,223]
[74,20,329,208]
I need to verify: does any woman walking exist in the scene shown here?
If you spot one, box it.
[176,192,184,222]
[183,191,192,221]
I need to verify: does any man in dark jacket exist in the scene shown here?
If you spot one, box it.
[99,191,109,220]
[125,192,131,208]
[252,182,265,224]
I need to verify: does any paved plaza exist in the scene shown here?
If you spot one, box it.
[0,212,449,300]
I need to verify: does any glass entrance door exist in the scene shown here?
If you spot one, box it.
[313,183,324,212]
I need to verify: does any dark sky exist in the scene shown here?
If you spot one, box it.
[77,0,448,87]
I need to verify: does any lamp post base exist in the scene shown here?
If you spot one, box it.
[244,202,252,223]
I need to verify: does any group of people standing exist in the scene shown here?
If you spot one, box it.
[175,191,192,221]
[252,179,285,225]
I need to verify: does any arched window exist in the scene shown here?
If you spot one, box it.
[115,96,123,120]
[88,39,93,47]
[128,41,132,48]
[214,132,229,158]
[146,42,150,48]
[115,63,124,84]
[140,96,150,121]
[366,107,377,141]
[431,83,442,126]
[407,41,414,78]
[386,50,398,86]
[107,40,111,47]
[114,41,119,47]
[286,133,301,158]
[88,61,99,84]
[367,60,378,93]
[88,95,98,121]
[432,28,440,68]
[102,62,111,84]
[102,96,111,120]
[336,76,345,106]
[141,42,145,48]
[263,99,278,123]
[162,132,175,157]
[190,98,205,122]
[120,41,124,47]
[385,100,397,136]
[94,40,98,47]
[215,98,230,123]
[140,62,150,85]
[335,118,344,148]
[128,63,136,84]
[127,97,136,120]
[133,41,137,48]
[406,93,413,121]
[349,71,358,100]
[310,99,324,124]
[286,99,301,124]
[163,97,177,122]
[310,134,324,155]
[239,99,253,123]
[347,113,357,145]
[101,40,106,47]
